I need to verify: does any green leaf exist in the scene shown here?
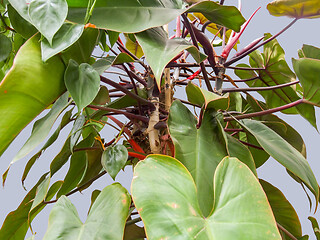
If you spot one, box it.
[293,57,320,107]
[260,179,302,239]
[125,34,144,59]
[0,175,62,240]
[101,145,128,180]
[88,189,101,214]
[135,27,206,87]
[66,0,244,33]
[235,33,316,128]
[7,0,32,23]
[43,183,130,240]
[41,23,84,62]
[0,35,66,158]
[168,100,256,216]
[28,0,68,44]
[65,59,100,111]
[60,27,99,64]
[308,217,320,240]
[10,92,69,166]
[77,140,103,190]
[186,82,229,110]
[57,150,87,198]
[298,44,320,59]
[29,175,51,214]
[187,1,245,32]
[131,155,281,239]
[238,119,319,205]
[92,53,135,75]
[21,108,73,186]
[70,114,86,151]
[91,86,110,105]
[0,34,12,62]
[267,0,320,18]
[7,4,37,39]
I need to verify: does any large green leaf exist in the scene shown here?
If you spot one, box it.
[28,0,68,44]
[135,27,206,86]
[64,59,100,111]
[0,35,66,157]
[260,179,302,240]
[131,155,281,239]
[235,33,316,128]
[43,183,130,240]
[66,0,244,33]
[293,58,320,107]
[238,119,319,204]
[267,0,320,18]
[41,23,84,62]
[101,145,128,180]
[168,100,256,216]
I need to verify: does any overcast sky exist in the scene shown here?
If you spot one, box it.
[1,0,320,239]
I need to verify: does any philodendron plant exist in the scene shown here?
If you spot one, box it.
[1,0,320,239]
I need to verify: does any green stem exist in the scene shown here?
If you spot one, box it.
[126,217,142,226]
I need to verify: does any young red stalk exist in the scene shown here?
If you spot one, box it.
[221,7,261,60]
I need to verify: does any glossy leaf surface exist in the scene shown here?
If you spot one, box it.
[41,23,84,62]
[131,155,281,240]
[28,0,68,44]
[239,119,319,204]
[267,0,320,18]
[64,60,100,111]
[0,35,66,157]
[135,27,205,87]
[43,183,130,240]
[101,145,128,180]
[66,0,244,33]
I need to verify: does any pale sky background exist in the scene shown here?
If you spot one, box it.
[0,0,320,239]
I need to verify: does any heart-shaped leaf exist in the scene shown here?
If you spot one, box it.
[66,0,244,33]
[168,100,256,216]
[135,27,206,87]
[28,0,68,44]
[238,119,319,205]
[101,145,128,180]
[267,0,320,18]
[0,34,12,62]
[41,23,84,62]
[64,59,100,111]
[293,57,320,107]
[43,183,130,240]
[0,35,66,158]
[131,155,281,239]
